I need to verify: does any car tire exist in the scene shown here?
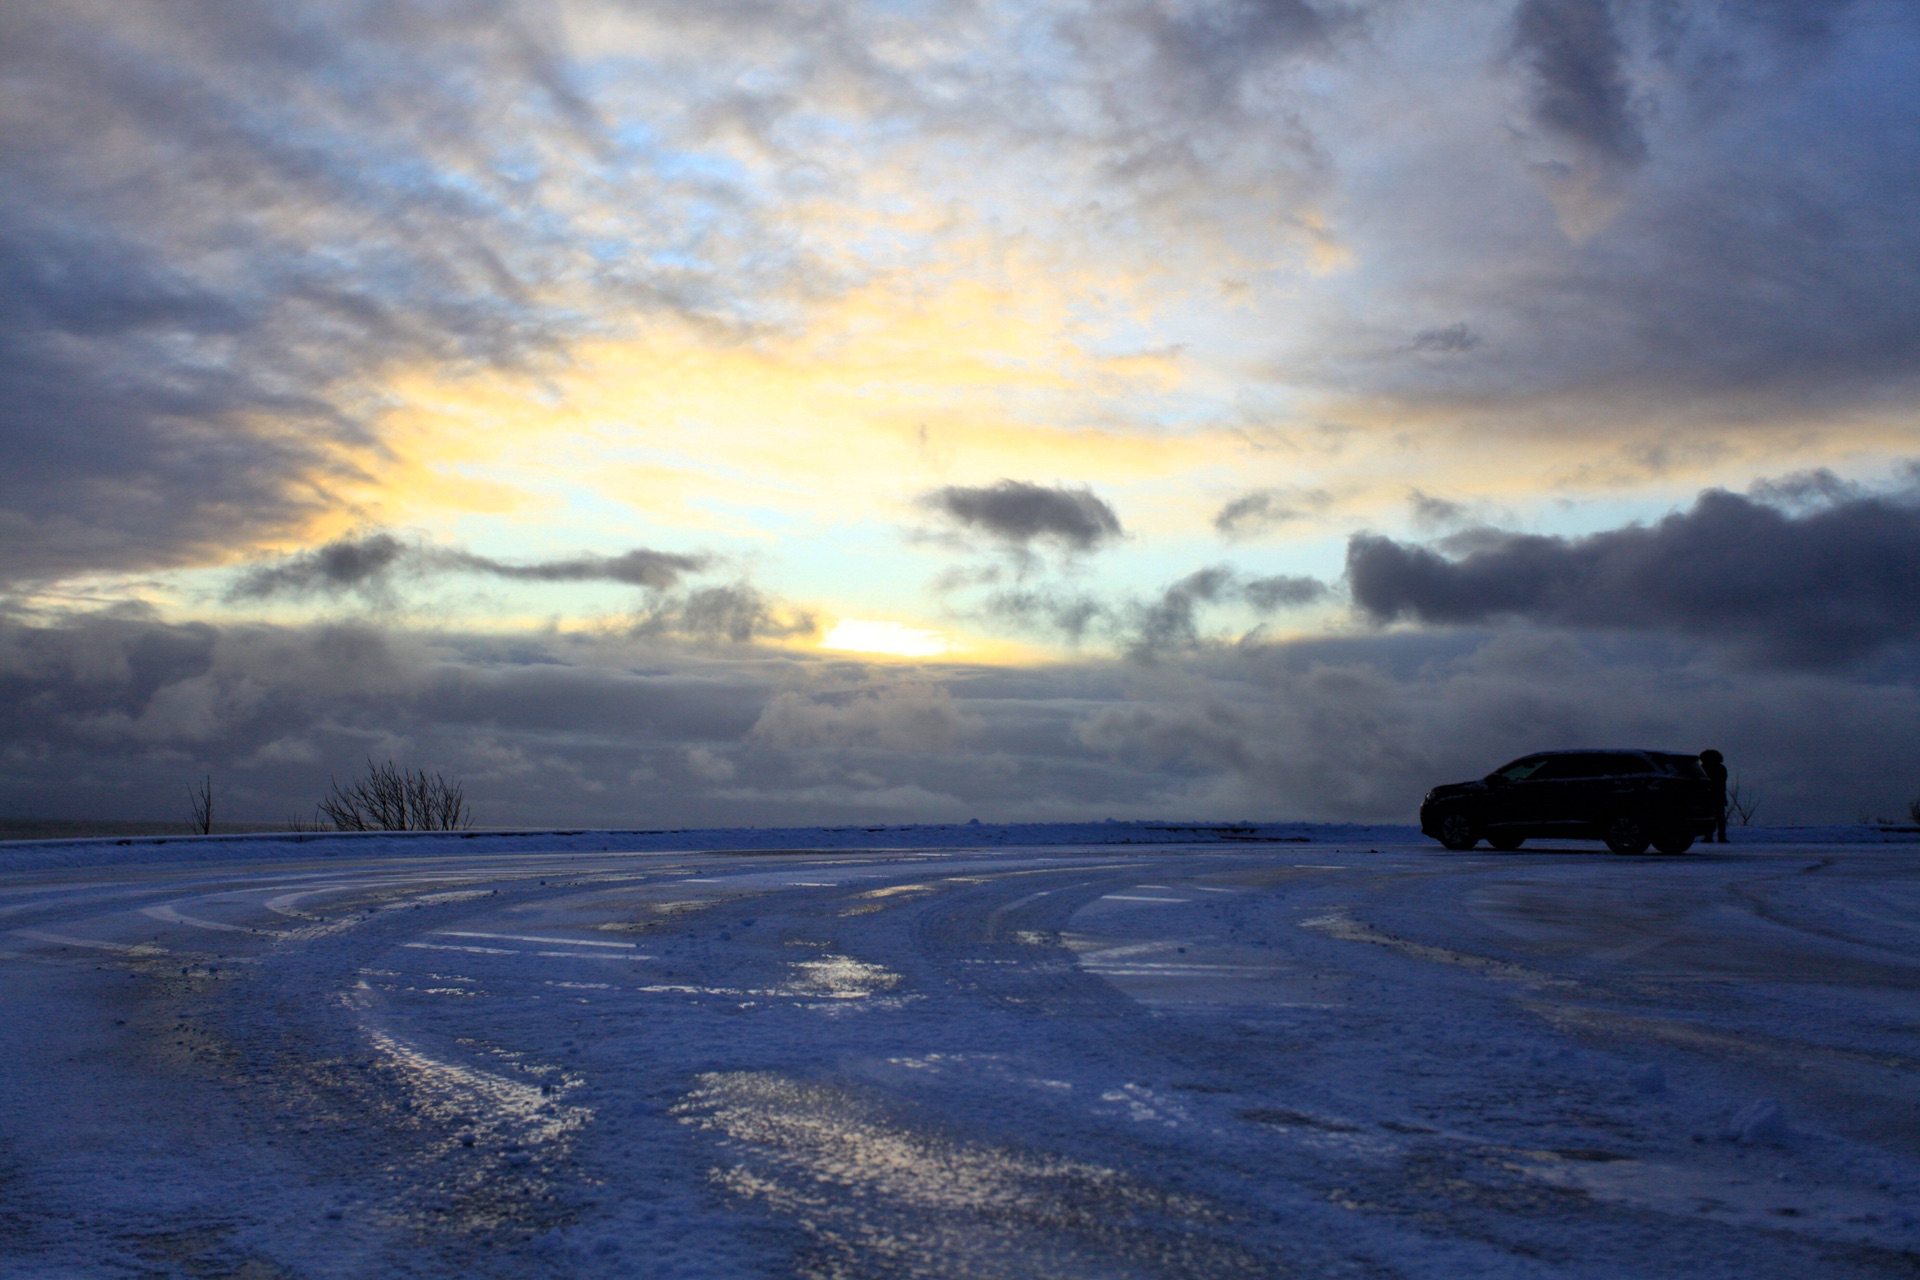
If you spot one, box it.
[1488,832,1525,851]
[1437,812,1479,850]
[1651,831,1695,855]
[1603,815,1651,855]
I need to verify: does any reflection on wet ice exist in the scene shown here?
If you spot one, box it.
[362,1025,588,1149]
[674,1071,1269,1276]
[787,955,900,1000]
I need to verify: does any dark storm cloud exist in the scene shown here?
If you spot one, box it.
[1744,467,1863,511]
[1347,485,1920,665]
[923,482,1124,552]
[0,207,343,582]
[227,533,712,601]
[1508,0,1644,168]
[1074,627,1920,823]
[5,610,1916,828]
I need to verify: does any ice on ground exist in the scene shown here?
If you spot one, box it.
[0,831,1916,1276]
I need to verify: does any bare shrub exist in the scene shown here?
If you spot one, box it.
[1727,775,1759,827]
[318,759,470,832]
[187,775,213,835]
[1907,795,1920,826]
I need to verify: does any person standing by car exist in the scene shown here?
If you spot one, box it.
[1699,749,1728,842]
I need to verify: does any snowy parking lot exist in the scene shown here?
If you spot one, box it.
[2,831,1917,1277]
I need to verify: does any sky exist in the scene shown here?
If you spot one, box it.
[4,0,1919,828]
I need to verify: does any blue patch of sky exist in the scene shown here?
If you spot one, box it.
[604,119,756,185]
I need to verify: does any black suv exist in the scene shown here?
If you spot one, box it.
[1419,750,1717,855]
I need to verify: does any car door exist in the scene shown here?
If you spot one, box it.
[1520,754,1600,835]
[1588,752,1659,827]
[1483,755,1549,834]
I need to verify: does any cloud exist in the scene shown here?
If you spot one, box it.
[0,3,625,585]
[4,608,1918,827]
[0,0,887,588]
[632,584,817,645]
[971,565,1331,659]
[1347,483,1920,665]
[432,547,711,590]
[980,588,1111,645]
[1508,0,1645,170]
[1744,467,1863,512]
[923,481,1124,553]
[1297,1,1920,440]
[1242,574,1331,611]
[1408,490,1471,530]
[1123,566,1239,658]
[1213,488,1330,539]
[227,533,710,601]
[1405,323,1482,355]
[8,0,1917,602]
[227,535,411,600]
[1074,627,1920,823]
[750,684,978,753]
[1095,0,1351,119]
[1122,567,1332,659]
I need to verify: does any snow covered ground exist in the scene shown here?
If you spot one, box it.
[1,825,1916,1277]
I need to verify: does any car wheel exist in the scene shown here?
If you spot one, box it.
[1488,832,1524,851]
[1603,815,1650,855]
[1651,831,1694,855]
[1437,812,1479,850]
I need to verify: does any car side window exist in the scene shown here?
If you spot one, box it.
[1595,753,1655,776]
[1530,755,1593,780]
[1494,756,1548,781]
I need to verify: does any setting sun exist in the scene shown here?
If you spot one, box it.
[820,619,951,658]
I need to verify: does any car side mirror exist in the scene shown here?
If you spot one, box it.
[1486,774,1509,787]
